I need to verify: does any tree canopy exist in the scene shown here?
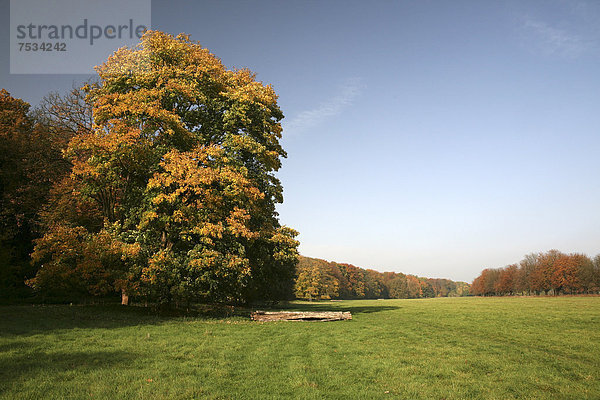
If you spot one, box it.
[295,256,470,300]
[26,31,299,305]
[471,250,600,296]
[0,88,78,298]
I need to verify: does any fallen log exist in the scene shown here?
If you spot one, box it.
[251,311,352,322]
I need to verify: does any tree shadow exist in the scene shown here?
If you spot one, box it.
[0,300,400,336]
[0,304,216,336]
[0,345,139,394]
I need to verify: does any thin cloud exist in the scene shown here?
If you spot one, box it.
[522,17,593,58]
[284,78,361,135]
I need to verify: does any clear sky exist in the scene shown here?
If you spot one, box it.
[1,0,599,282]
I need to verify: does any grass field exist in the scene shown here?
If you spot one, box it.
[1,297,599,399]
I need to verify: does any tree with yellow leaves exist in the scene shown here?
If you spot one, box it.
[30,31,298,305]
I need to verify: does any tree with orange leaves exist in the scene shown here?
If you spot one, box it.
[494,264,518,295]
[551,253,589,295]
[471,250,600,297]
[30,31,299,305]
[529,250,561,295]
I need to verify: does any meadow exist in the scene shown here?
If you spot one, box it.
[1,297,598,399]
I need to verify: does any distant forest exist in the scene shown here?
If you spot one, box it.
[294,256,470,300]
[471,250,600,296]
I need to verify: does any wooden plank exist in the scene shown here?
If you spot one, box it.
[251,311,352,322]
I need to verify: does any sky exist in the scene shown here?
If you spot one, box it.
[1,0,599,282]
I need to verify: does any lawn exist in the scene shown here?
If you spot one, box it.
[1,297,599,399]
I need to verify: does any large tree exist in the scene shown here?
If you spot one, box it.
[30,31,299,305]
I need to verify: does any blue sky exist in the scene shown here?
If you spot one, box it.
[2,0,599,281]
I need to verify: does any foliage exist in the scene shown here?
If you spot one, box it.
[0,90,77,298]
[471,249,600,296]
[295,256,469,300]
[295,257,340,300]
[27,31,298,305]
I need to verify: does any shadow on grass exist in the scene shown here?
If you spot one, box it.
[0,300,399,335]
[0,303,249,336]
[0,346,139,394]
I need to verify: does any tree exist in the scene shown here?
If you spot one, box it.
[0,89,78,298]
[295,258,339,300]
[428,278,466,297]
[406,275,422,298]
[454,281,470,296]
[30,31,298,305]
[472,250,600,297]
[384,272,409,298]
[0,90,34,296]
[294,256,470,300]
[579,255,600,294]
[592,255,600,293]
[515,253,539,295]
[494,264,518,295]
[364,269,387,298]
[419,278,435,298]
[470,273,485,296]
[338,263,366,298]
[471,268,500,296]
[551,253,585,295]
[530,250,562,295]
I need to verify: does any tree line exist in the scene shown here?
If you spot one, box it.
[295,256,470,300]
[471,250,600,296]
[0,31,299,306]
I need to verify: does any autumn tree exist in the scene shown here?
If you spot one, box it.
[578,255,600,293]
[470,273,484,296]
[471,268,500,296]
[338,263,367,298]
[0,89,79,298]
[530,250,562,295]
[384,272,409,298]
[295,256,469,300]
[405,275,423,298]
[0,90,34,296]
[550,253,583,294]
[419,278,435,298]
[494,264,518,295]
[454,281,470,296]
[295,257,339,300]
[30,31,299,305]
[364,269,387,298]
[471,250,600,297]
[515,253,539,295]
[429,278,454,297]
[592,255,600,292]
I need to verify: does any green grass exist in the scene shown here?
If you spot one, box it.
[1,297,599,399]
